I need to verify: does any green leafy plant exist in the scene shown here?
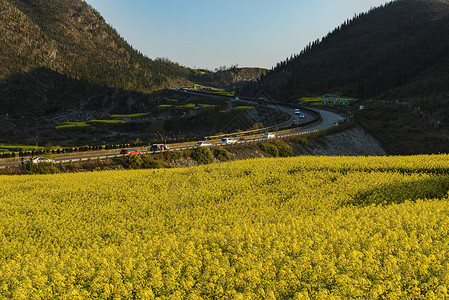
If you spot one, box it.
[259,143,279,157]
[117,154,171,169]
[191,147,214,164]
[164,151,184,160]
[259,141,294,157]
[25,162,60,175]
[213,148,231,162]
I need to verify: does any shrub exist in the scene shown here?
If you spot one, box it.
[213,148,231,162]
[259,143,279,157]
[117,154,171,169]
[25,162,60,175]
[292,136,308,147]
[259,141,294,157]
[117,154,143,169]
[59,162,83,173]
[140,156,172,169]
[191,147,214,164]
[272,141,294,157]
[164,151,183,160]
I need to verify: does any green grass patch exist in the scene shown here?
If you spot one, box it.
[88,120,126,124]
[298,97,322,105]
[234,106,256,111]
[202,104,218,108]
[157,104,175,109]
[110,113,149,118]
[194,84,234,96]
[0,143,54,152]
[178,103,196,108]
[162,97,179,103]
[56,122,90,129]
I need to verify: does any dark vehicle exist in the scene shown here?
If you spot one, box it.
[120,148,140,155]
[338,118,346,124]
[263,132,275,139]
[333,118,346,126]
[150,144,170,151]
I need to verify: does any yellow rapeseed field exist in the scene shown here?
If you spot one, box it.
[1,155,449,299]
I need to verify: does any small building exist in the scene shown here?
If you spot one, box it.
[340,97,349,105]
[322,94,350,106]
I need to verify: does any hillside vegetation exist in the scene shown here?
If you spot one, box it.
[1,155,449,298]
[249,0,449,101]
[243,0,449,155]
[0,0,194,116]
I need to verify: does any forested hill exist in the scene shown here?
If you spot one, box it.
[0,0,194,116]
[243,0,449,102]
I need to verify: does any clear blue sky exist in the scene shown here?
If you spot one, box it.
[84,0,389,70]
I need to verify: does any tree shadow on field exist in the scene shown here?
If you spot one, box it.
[347,175,449,207]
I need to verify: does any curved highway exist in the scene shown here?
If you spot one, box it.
[0,94,346,169]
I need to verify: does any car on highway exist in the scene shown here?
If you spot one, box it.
[26,157,55,164]
[263,132,275,139]
[298,113,305,118]
[295,109,301,115]
[150,144,170,151]
[195,141,212,147]
[120,148,141,155]
[333,118,347,126]
[221,137,237,145]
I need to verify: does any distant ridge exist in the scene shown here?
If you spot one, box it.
[0,0,194,116]
[245,0,449,102]
[194,67,267,91]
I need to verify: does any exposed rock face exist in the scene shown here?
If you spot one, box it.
[226,126,388,162]
[193,68,267,90]
[299,126,388,156]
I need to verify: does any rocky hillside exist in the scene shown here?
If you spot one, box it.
[0,0,195,116]
[193,67,266,91]
[170,126,388,169]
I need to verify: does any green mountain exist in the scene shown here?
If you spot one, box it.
[0,0,194,116]
[242,0,449,155]
[246,0,449,101]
